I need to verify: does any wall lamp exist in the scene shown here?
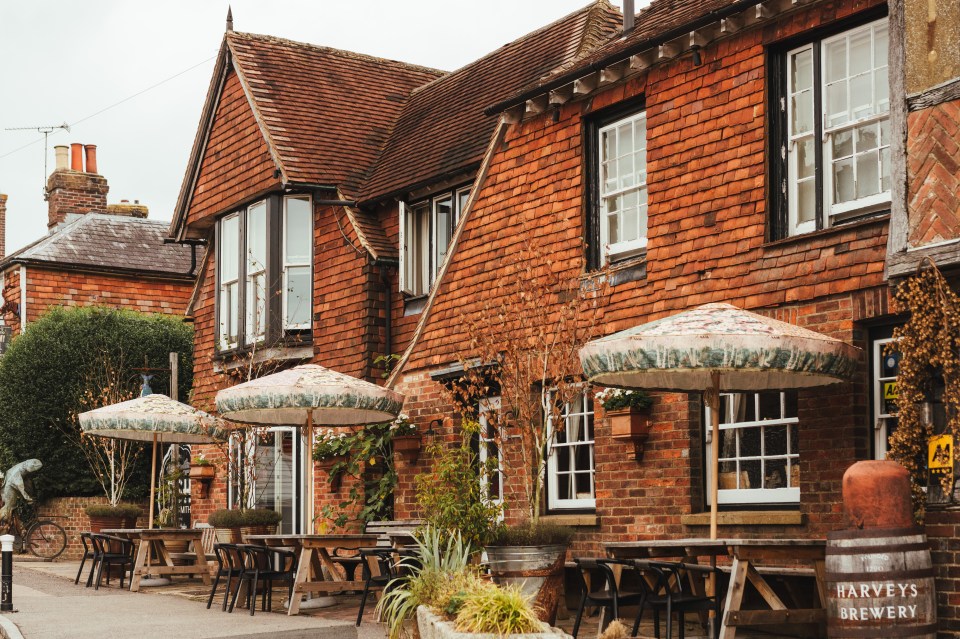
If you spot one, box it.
[690,45,703,67]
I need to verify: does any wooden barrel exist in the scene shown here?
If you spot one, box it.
[825,527,937,638]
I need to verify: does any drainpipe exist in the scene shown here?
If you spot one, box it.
[378,262,394,375]
[19,266,26,332]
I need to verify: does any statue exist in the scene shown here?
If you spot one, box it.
[0,459,42,523]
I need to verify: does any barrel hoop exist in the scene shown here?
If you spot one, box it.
[827,623,938,638]
[824,567,936,582]
[827,527,924,541]
[826,541,930,555]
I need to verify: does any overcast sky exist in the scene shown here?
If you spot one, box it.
[0,0,644,254]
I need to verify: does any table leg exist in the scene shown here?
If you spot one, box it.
[193,535,212,585]
[288,547,313,616]
[813,559,827,608]
[155,540,174,567]
[130,538,150,593]
[719,557,748,639]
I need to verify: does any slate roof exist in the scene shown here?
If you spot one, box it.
[226,31,445,198]
[1,214,195,278]
[359,0,622,203]
[489,0,758,113]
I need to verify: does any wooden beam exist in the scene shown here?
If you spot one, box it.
[689,26,719,49]
[503,105,524,124]
[721,16,741,34]
[725,609,827,626]
[658,42,680,60]
[629,50,656,71]
[600,60,629,85]
[525,96,548,115]
[755,3,775,20]
[549,85,573,106]
[573,72,599,96]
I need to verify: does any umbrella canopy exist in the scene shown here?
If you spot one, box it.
[580,303,859,392]
[79,393,225,443]
[580,302,859,542]
[215,364,404,426]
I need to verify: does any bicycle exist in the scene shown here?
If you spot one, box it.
[4,505,67,560]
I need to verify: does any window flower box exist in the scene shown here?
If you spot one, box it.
[188,463,216,499]
[606,407,650,440]
[392,434,422,463]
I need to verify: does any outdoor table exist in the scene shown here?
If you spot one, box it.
[606,538,827,638]
[245,533,379,615]
[102,528,212,592]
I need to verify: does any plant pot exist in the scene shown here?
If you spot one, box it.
[87,514,125,533]
[189,465,216,480]
[163,536,191,554]
[416,605,560,639]
[392,434,422,463]
[606,407,650,440]
[214,526,243,544]
[484,544,567,625]
[241,524,278,540]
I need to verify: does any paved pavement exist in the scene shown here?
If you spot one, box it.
[0,559,369,639]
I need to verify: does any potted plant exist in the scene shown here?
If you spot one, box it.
[240,508,282,538]
[596,387,653,439]
[84,503,142,532]
[390,413,422,462]
[188,453,216,498]
[312,429,350,472]
[208,508,282,543]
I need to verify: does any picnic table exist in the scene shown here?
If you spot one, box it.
[102,528,212,592]
[244,533,379,615]
[606,537,827,638]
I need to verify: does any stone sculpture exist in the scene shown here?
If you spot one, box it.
[0,459,42,523]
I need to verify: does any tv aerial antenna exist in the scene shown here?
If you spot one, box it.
[4,122,71,196]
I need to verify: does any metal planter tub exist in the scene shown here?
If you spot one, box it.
[416,606,570,639]
[484,545,567,624]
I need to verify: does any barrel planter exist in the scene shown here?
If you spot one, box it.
[484,545,567,625]
[825,527,936,639]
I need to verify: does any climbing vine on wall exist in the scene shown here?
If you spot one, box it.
[888,260,960,521]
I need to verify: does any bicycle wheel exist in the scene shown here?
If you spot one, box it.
[25,521,67,560]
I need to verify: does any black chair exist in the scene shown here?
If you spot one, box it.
[356,547,399,626]
[207,543,245,612]
[89,534,134,590]
[571,558,648,638]
[75,532,96,586]
[236,544,297,616]
[631,560,723,639]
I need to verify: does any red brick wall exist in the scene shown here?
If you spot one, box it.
[392,0,891,548]
[36,496,148,561]
[907,99,960,247]
[45,170,108,230]
[185,70,279,230]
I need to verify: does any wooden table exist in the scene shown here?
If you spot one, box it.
[102,528,211,592]
[245,533,379,615]
[606,538,827,638]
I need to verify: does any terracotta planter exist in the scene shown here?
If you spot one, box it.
[392,434,422,463]
[215,527,243,544]
[189,465,216,480]
[606,407,650,440]
[240,524,278,540]
[87,514,125,533]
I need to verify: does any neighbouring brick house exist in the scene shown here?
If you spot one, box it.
[382,0,960,634]
[174,5,621,528]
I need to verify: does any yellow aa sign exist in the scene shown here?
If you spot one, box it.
[929,434,954,469]
[884,382,898,400]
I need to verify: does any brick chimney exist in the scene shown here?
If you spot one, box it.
[0,193,7,258]
[106,199,149,219]
[46,143,109,230]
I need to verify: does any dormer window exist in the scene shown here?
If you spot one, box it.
[216,194,313,353]
[399,185,471,297]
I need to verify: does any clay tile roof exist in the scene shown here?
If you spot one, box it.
[359,0,622,203]
[2,214,195,278]
[490,0,752,113]
[227,32,445,198]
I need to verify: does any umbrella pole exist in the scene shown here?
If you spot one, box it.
[305,410,314,534]
[705,371,721,638]
[148,433,157,529]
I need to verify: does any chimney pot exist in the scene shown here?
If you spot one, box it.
[121,199,129,203]
[623,0,635,34]
[84,144,98,174]
[54,146,69,171]
[70,144,83,171]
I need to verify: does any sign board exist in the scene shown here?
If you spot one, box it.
[928,434,955,505]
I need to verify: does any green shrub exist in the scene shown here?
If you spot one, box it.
[488,521,575,547]
[241,509,282,526]
[595,387,654,411]
[207,509,244,528]
[454,581,541,635]
[84,503,142,518]
[0,306,193,501]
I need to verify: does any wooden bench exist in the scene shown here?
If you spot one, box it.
[169,523,216,572]
[331,519,422,578]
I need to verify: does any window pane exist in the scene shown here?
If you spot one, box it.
[285,197,312,264]
[228,282,239,342]
[247,202,267,272]
[765,459,788,489]
[792,90,814,134]
[834,157,855,203]
[618,123,633,155]
[434,197,453,269]
[856,152,881,198]
[220,215,239,282]
[849,29,871,76]
[765,425,789,455]
[797,138,815,179]
[457,189,470,215]
[850,73,873,118]
[757,392,783,421]
[286,267,311,328]
[798,180,816,223]
[826,82,848,128]
[792,49,813,91]
[833,129,853,159]
[825,39,847,84]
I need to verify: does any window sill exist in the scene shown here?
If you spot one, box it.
[403,295,427,316]
[539,513,599,527]
[214,343,314,373]
[764,212,889,250]
[680,510,804,527]
[585,254,647,288]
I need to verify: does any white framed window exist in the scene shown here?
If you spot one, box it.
[218,213,240,350]
[216,194,313,352]
[785,19,890,236]
[706,391,800,505]
[478,397,503,514]
[399,185,471,297]
[598,110,647,262]
[873,336,900,459]
[547,391,596,510]
[244,201,267,345]
[283,195,313,331]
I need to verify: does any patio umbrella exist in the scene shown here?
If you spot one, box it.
[80,394,225,528]
[579,302,859,538]
[215,364,404,532]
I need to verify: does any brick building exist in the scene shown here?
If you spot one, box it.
[173,6,621,528]
[381,0,960,634]
[0,143,196,332]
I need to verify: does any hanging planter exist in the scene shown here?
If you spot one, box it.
[606,407,650,440]
[188,461,216,499]
[392,434,422,463]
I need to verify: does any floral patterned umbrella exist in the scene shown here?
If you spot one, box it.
[80,394,224,527]
[215,364,404,532]
[580,302,859,538]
